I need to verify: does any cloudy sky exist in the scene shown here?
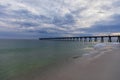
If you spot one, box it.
[0,0,120,39]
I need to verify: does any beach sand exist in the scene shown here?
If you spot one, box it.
[33,47,120,80]
[12,44,120,80]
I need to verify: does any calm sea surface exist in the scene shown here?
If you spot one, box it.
[0,39,95,80]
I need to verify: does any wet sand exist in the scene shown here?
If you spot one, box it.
[12,46,120,80]
[34,48,120,80]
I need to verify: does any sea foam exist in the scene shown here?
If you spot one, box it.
[82,42,120,57]
[94,42,120,50]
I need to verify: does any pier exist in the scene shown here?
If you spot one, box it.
[39,35,120,42]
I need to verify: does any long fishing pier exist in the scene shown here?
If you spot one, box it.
[39,35,120,42]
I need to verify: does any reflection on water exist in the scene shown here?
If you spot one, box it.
[0,39,95,80]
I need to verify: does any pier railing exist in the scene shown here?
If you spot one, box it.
[39,35,120,42]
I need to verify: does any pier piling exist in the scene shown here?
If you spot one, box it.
[39,35,120,43]
[101,37,104,42]
[94,37,97,42]
[108,36,112,42]
[89,37,92,42]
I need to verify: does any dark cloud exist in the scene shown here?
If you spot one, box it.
[85,24,120,33]
[0,4,7,9]
[11,9,75,29]
[79,14,120,34]
[15,21,39,27]
[0,12,7,18]
[13,9,31,17]
[0,5,9,18]
[12,9,40,19]
[12,9,51,20]
[52,14,75,26]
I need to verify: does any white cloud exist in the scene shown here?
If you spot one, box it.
[0,0,120,38]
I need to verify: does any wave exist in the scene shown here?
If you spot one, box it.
[94,42,120,50]
[82,42,120,58]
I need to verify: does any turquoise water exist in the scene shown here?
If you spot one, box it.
[0,39,95,80]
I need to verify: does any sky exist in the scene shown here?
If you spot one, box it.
[0,0,120,39]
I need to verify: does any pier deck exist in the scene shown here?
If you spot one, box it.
[39,35,120,42]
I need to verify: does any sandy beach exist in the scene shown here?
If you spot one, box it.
[11,43,120,80]
[32,46,120,80]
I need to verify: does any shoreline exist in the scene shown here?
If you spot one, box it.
[34,47,120,80]
[11,43,120,80]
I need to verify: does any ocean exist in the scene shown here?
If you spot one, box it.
[0,39,95,80]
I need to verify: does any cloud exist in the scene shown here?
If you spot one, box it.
[79,14,120,35]
[0,0,120,38]
[52,14,75,26]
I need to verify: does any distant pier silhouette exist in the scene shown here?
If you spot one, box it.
[39,35,120,43]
